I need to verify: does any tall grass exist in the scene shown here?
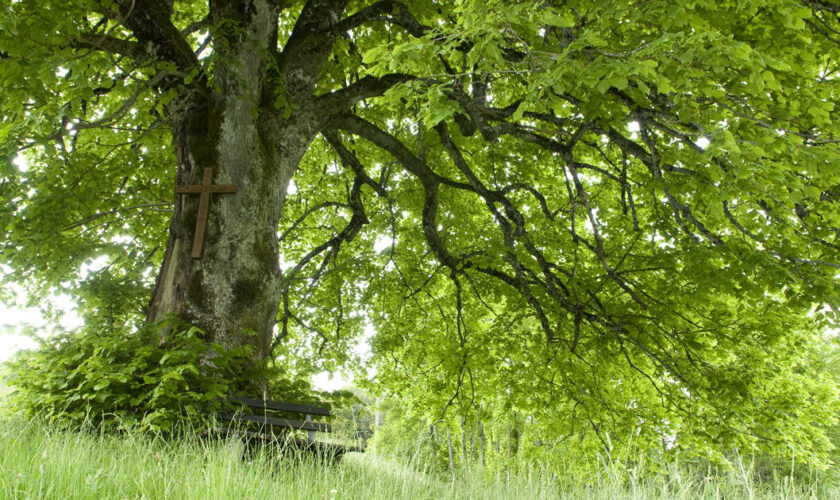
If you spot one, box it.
[0,418,836,499]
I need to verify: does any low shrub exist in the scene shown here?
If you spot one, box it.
[1,316,252,431]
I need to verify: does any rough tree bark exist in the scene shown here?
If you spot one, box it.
[142,0,357,377]
[131,0,406,385]
[149,1,281,365]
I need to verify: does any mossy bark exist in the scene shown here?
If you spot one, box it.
[146,0,322,385]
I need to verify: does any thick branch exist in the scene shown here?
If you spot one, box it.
[331,114,467,190]
[316,74,414,115]
[278,0,350,96]
[103,0,202,78]
[335,1,429,37]
[75,33,147,60]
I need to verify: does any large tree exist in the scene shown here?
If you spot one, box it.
[1,0,839,452]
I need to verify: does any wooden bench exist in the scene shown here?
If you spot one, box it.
[212,396,363,458]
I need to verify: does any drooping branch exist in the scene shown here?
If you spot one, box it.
[334,0,429,37]
[321,130,388,197]
[444,80,736,251]
[74,73,167,131]
[331,114,472,191]
[277,201,351,243]
[329,114,631,349]
[274,129,395,354]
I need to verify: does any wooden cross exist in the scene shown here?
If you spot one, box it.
[175,167,237,258]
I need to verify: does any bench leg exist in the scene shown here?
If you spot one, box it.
[306,414,315,444]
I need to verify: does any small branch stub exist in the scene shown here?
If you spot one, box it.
[175,167,237,258]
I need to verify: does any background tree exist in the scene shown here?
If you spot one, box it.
[1,0,838,459]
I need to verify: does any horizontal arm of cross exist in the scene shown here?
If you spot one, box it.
[175,184,237,194]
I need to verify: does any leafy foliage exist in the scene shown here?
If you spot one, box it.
[0,0,839,468]
[1,317,253,431]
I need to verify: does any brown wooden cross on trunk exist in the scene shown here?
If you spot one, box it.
[175,167,236,258]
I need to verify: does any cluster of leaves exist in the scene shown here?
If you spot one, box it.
[307,0,840,469]
[326,387,375,445]
[371,364,840,481]
[0,316,255,432]
[366,401,449,470]
[0,0,174,327]
[367,298,840,468]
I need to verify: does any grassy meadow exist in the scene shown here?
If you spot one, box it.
[0,418,837,499]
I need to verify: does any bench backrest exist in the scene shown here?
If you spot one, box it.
[227,396,331,416]
[221,396,332,443]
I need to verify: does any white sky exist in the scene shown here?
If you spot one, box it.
[0,289,83,362]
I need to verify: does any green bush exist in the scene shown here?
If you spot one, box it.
[0,316,253,431]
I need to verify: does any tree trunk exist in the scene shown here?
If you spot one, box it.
[146,0,320,386]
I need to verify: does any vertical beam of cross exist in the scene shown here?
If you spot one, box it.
[175,167,237,258]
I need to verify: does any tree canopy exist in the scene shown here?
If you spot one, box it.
[1,0,839,463]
